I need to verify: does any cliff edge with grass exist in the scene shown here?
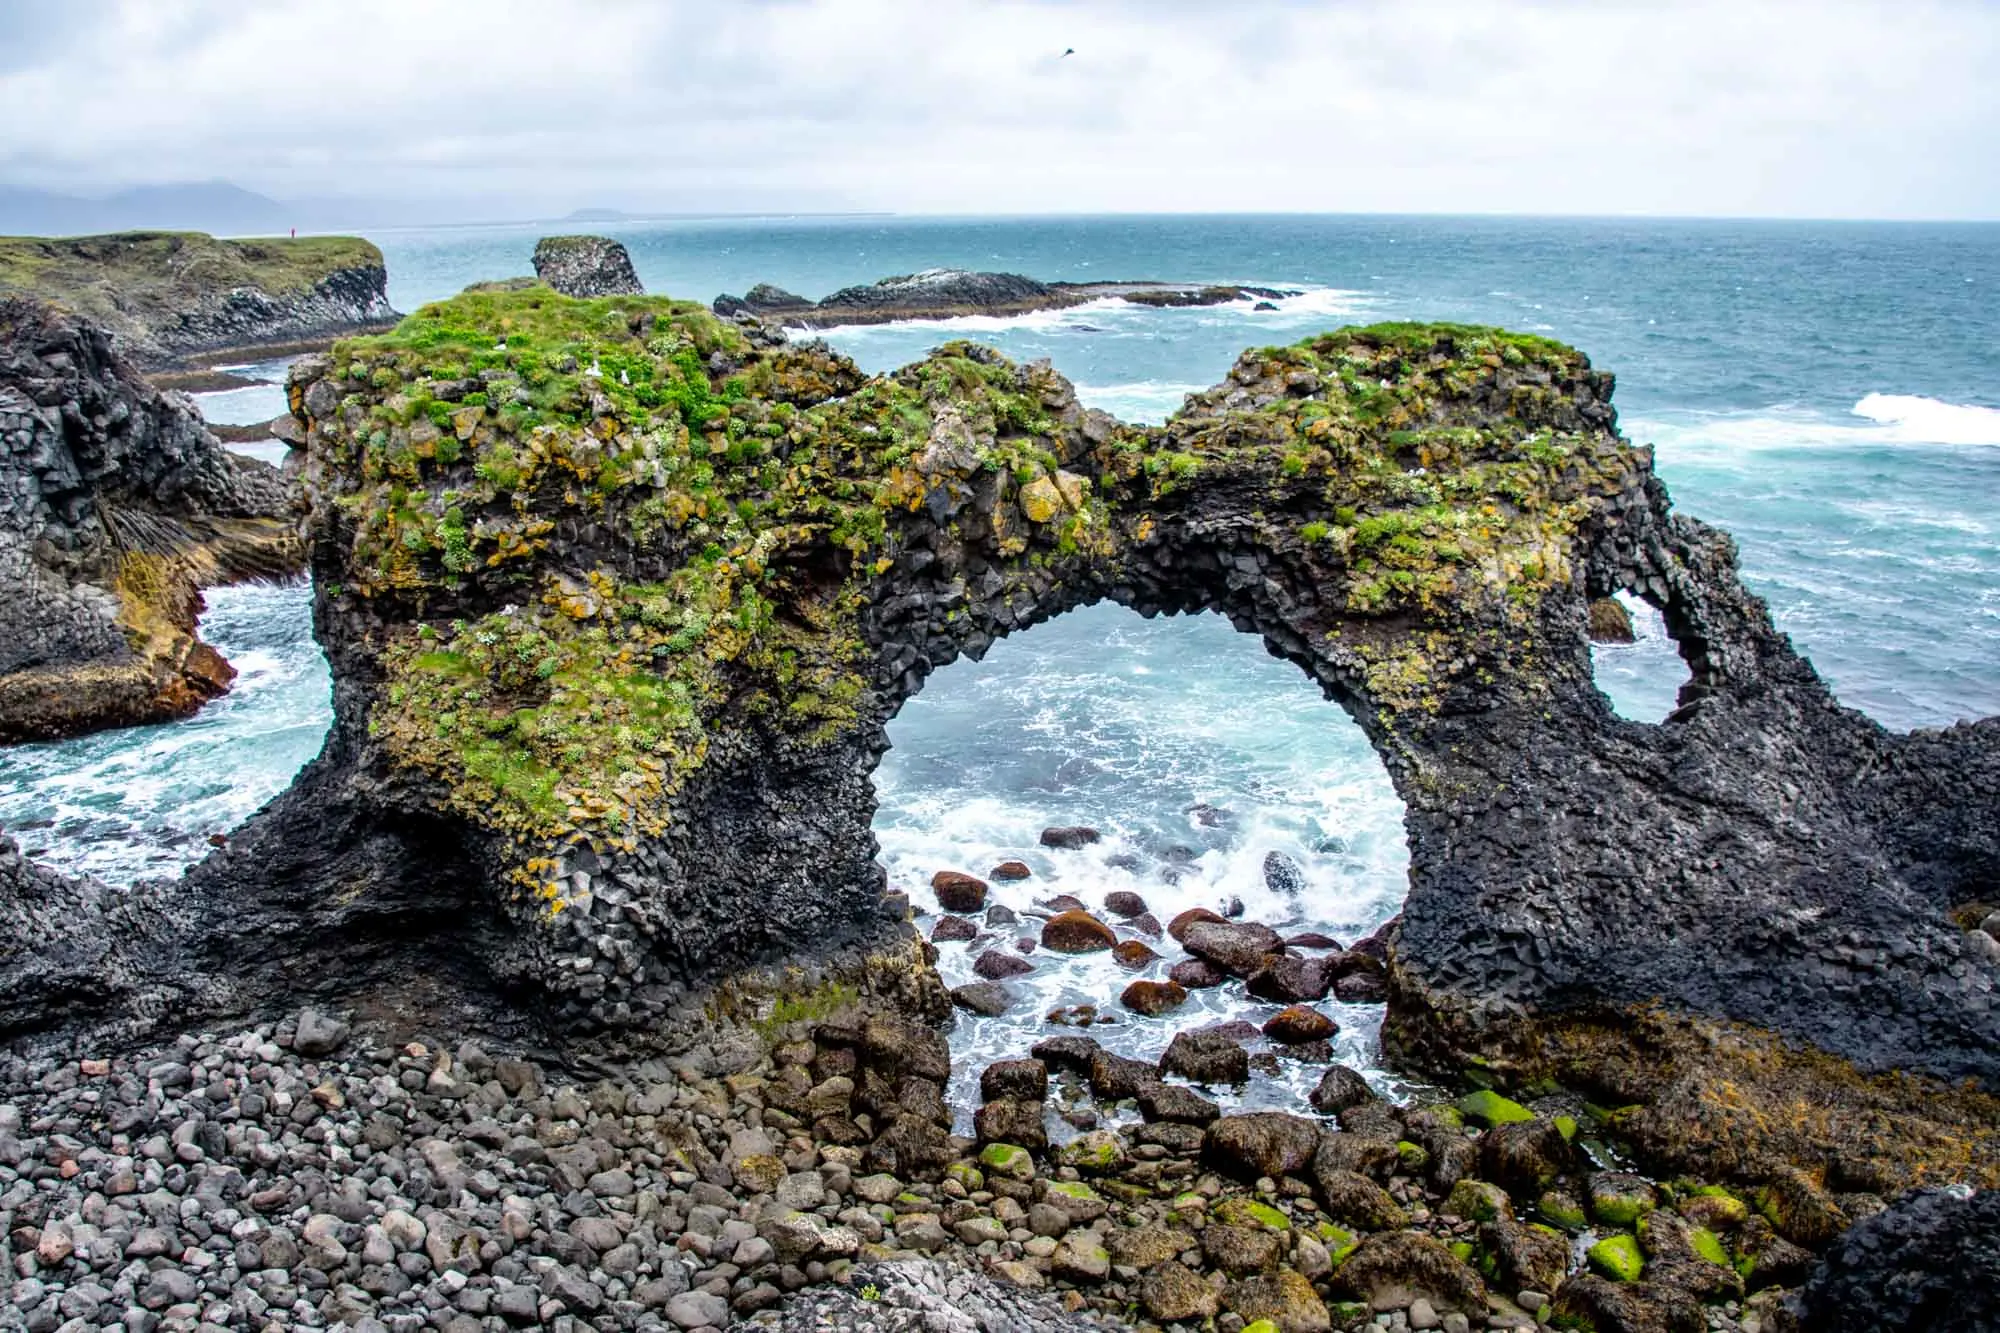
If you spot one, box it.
[0,230,397,369]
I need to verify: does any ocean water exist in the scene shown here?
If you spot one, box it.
[2,216,1994,1103]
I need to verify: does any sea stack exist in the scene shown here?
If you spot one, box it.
[532,234,645,298]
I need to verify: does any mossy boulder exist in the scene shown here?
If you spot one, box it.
[1444,1178,1513,1223]
[1588,1231,1645,1282]
[1589,1172,1659,1228]
[1333,1231,1486,1313]
[1539,1190,1590,1230]
[976,1143,1034,1181]
[1456,1089,1534,1127]
[1055,1129,1126,1174]
[1214,1197,1293,1232]
[1224,1270,1332,1333]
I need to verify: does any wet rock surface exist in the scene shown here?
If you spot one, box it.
[0,298,300,742]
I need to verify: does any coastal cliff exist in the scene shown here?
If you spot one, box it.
[0,229,398,369]
[0,298,302,741]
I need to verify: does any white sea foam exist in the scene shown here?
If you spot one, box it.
[1851,393,2000,446]
[1633,395,2000,458]
[800,297,1134,338]
[872,604,1425,1128]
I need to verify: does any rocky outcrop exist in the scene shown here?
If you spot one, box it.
[1793,1187,2000,1331]
[0,298,301,741]
[532,235,644,298]
[3,290,1996,1204]
[713,268,1290,327]
[0,230,397,368]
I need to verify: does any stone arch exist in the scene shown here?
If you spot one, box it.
[3,293,1994,1143]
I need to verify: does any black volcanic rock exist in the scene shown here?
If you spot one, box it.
[0,298,300,741]
[818,268,1050,314]
[1794,1188,2000,1332]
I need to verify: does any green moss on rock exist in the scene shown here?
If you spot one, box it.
[1456,1089,1535,1127]
[977,1143,1034,1180]
[1587,1232,1644,1282]
[300,291,1645,926]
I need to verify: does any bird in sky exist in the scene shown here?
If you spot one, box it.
[1061,47,1075,57]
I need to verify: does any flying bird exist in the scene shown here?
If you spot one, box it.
[1061,47,1075,57]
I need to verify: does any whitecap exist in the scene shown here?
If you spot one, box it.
[1851,393,2000,447]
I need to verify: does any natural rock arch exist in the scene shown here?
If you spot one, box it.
[4,289,1997,1186]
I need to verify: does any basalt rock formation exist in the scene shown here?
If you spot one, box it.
[532,235,644,299]
[3,288,1997,1199]
[0,298,302,741]
[0,230,398,368]
[714,268,1290,328]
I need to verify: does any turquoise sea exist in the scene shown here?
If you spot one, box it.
[2,215,1994,1104]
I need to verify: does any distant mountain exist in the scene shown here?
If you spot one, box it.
[562,207,634,222]
[0,181,295,237]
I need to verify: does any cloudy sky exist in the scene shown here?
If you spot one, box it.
[3,0,1996,219]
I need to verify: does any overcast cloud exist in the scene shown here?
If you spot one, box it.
[1,0,1995,218]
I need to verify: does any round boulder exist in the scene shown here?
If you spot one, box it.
[1170,958,1228,988]
[1103,890,1149,919]
[1042,910,1117,954]
[990,860,1032,881]
[1167,907,1226,942]
[1162,1030,1250,1085]
[1121,978,1189,1017]
[1263,1004,1338,1045]
[1040,825,1101,849]
[1113,939,1161,969]
[932,870,989,912]
[1309,1066,1376,1115]
[973,950,1034,980]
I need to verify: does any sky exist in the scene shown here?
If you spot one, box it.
[2,0,1997,220]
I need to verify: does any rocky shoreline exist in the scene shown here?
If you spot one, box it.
[713,269,1292,328]
[0,958,1963,1333]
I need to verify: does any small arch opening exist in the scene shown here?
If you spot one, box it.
[871,601,1424,1125]
[1590,590,1695,723]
